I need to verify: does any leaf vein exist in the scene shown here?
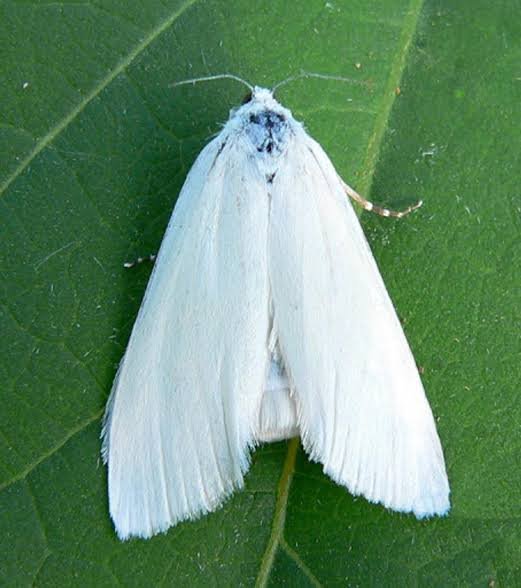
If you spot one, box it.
[280,538,324,588]
[255,438,298,588]
[0,409,103,492]
[357,0,424,200]
[26,477,50,547]
[0,0,200,198]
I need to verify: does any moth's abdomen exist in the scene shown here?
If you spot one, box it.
[256,351,298,443]
[246,110,288,156]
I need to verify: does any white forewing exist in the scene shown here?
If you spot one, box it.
[102,133,271,539]
[268,132,450,517]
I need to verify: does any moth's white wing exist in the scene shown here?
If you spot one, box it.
[269,135,450,517]
[103,136,270,539]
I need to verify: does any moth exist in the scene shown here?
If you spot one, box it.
[102,74,450,540]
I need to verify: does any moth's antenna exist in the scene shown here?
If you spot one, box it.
[171,74,253,92]
[272,71,365,93]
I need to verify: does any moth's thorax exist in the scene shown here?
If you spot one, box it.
[228,86,298,160]
[245,109,288,156]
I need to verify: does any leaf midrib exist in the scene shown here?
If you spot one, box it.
[255,438,299,587]
[254,0,424,584]
[0,0,199,198]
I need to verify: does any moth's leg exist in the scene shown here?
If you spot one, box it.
[123,254,157,269]
[341,180,422,219]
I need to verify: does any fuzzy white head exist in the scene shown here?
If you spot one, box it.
[222,87,304,173]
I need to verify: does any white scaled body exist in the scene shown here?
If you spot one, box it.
[102,87,450,540]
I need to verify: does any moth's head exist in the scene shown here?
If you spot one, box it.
[229,86,294,157]
[239,86,282,109]
[233,86,290,121]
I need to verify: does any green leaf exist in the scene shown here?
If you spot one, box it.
[1,0,520,585]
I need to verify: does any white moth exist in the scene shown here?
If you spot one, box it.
[102,75,450,540]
